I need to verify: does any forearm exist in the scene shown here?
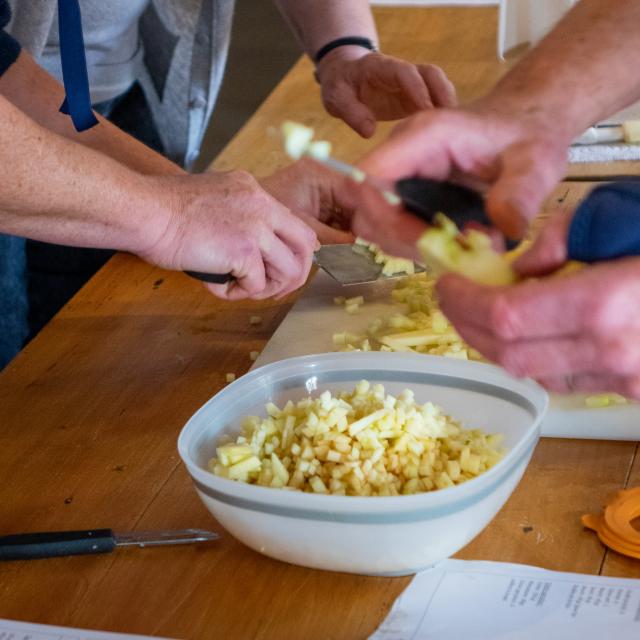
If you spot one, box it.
[481,0,640,139]
[274,0,377,58]
[0,51,183,176]
[0,93,168,253]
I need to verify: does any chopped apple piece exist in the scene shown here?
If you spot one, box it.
[417,214,516,286]
[210,381,504,496]
[281,121,314,160]
[585,393,628,408]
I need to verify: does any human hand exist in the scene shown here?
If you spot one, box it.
[436,211,640,398]
[140,171,317,301]
[260,158,355,244]
[345,107,570,259]
[316,48,456,138]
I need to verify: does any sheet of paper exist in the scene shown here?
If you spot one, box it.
[0,618,172,640]
[371,559,640,639]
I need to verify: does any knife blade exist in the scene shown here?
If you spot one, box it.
[314,243,424,285]
[0,528,219,561]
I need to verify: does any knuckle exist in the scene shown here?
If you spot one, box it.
[234,169,258,191]
[599,338,626,374]
[495,346,526,378]
[600,337,637,375]
[303,226,318,246]
[322,87,345,112]
[589,287,621,333]
[489,294,519,340]
[623,377,640,400]
[536,377,559,393]
[237,234,258,258]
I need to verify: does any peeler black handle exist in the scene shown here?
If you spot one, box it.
[396,177,517,250]
[0,529,116,561]
[395,177,489,227]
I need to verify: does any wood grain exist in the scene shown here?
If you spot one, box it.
[1,6,639,639]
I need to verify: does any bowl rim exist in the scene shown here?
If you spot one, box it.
[178,352,548,518]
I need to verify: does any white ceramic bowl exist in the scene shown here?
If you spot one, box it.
[178,352,548,576]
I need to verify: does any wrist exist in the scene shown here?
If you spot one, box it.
[314,36,378,82]
[120,174,181,261]
[471,93,577,149]
[316,47,377,86]
[474,69,602,146]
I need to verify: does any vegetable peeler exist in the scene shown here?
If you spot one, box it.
[0,528,219,561]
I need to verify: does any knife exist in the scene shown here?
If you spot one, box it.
[572,120,640,146]
[184,174,487,285]
[0,528,219,561]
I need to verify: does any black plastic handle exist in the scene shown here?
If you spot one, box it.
[395,177,489,227]
[0,529,116,561]
[184,270,233,284]
[396,177,517,250]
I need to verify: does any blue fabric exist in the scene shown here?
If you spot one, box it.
[0,2,26,368]
[0,235,28,369]
[568,183,640,263]
[0,0,20,77]
[57,0,99,132]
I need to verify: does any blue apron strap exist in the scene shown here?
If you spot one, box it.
[57,0,98,132]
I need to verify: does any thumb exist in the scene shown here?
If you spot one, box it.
[512,212,571,276]
[486,141,567,240]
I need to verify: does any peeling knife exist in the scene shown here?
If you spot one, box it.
[0,528,219,561]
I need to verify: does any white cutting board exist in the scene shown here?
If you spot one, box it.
[255,271,640,440]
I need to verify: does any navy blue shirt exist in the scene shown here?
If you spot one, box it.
[568,183,640,263]
[0,0,20,77]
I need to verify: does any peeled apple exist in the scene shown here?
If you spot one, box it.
[417,214,516,286]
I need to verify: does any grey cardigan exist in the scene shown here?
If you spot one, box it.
[7,0,236,168]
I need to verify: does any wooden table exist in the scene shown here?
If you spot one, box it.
[1,6,639,639]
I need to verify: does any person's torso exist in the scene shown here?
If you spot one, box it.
[8,0,236,166]
[41,0,150,103]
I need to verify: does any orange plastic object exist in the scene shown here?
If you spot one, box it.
[582,487,640,559]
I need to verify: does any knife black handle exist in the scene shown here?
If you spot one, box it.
[184,270,233,284]
[0,529,116,561]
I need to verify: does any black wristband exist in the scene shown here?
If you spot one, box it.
[314,36,378,64]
